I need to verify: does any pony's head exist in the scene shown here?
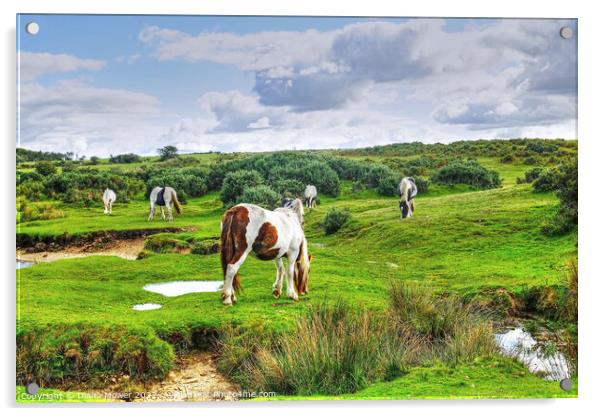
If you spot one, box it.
[294,240,312,295]
[400,200,410,219]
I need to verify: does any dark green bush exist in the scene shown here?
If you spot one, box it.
[500,154,514,163]
[376,175,399,196]
[532,169,557,192]
[524,167,543,183]
[324,207,351,234]
[237,185,281,209]
[35,161,57,176]
[273,178,306,198]
[109,153,141,164]
[430,160,501,189]
[413,176,430,193]
[220,170,263,207]
[146,169,208,198]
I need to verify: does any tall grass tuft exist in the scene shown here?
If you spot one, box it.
[218,282,496,396]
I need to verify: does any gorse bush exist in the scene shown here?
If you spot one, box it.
[35,161,57,176]
[220,170,263,207]
[532,169,557,192]
[430,160,501,189]
[323,207,351,234]
[109,153,141,164]
[237,185,281,209]
[542,157,577,235]
[146,167,208,198]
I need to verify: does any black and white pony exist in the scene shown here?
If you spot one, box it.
[102,188,116,214]
[280,197,305,227]
[399,177,418,219]
[304,185,317,209]
[148,186,182,222]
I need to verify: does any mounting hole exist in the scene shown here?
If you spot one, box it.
[26,382,39,395]
[559,378,572,391]
[25,22,39,35]
[559,26,573,40]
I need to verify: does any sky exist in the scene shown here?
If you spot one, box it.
[17,15,577,157]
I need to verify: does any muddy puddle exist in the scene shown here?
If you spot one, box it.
[495,326,571,381]
[143,281,223,297]
[17,238,145,263]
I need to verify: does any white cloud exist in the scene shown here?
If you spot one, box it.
[19,51,106,80]
[141,19,576,131]
[18,79,165,157]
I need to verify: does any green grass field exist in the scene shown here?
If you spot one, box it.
[16,151,577,400]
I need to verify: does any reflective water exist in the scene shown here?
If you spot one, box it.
[495,326,571,381]
[133,303,163,311]
[16,260,34,269]
[143,281,223,297]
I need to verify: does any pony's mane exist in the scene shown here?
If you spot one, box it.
[291,198,305,225]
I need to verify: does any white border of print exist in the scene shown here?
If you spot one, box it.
[2,1,600,416]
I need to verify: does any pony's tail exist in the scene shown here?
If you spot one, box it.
[294,239,309,295]
[220,210,242,293]
[171,190,182,214]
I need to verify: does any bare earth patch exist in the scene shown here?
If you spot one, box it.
[17,238,145,263]
[137,352,239,402]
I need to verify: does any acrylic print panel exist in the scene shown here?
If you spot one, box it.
[16,14,577,403]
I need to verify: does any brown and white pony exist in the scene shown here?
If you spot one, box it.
[220,202,311,305]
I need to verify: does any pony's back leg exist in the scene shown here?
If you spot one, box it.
[167,206,173,222]
[285,252,299,301]
[160,206,166,220]
[272,258,285,298]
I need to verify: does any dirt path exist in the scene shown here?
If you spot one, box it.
[137,352,240,402]
[17,238,145,263]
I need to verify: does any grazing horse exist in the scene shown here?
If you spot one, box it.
[304,185,317,209]
[399,177,418,219]
[148,186,182,222]
[220,203,312,305]
[102,188,116,214]
[280,197,305,227]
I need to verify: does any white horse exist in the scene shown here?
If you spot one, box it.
[399,177,418,219]
[148,186,182,222]
[102,188,116,214]
[304,185,317,209]
[220,203,312,305]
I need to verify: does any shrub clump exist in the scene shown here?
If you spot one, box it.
[323,207,351,234]
[17,324,174,387]
[532,169,557,192]
[430,160,501,189]
[144,234,190,254]
[237,185,281,209]
[220,170,263,207]
[191,238,220,255]
[17,198,64,223]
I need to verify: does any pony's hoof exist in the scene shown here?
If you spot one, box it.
[288,293,299,301]
[272,289,281,299]
[221,293,233,306]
